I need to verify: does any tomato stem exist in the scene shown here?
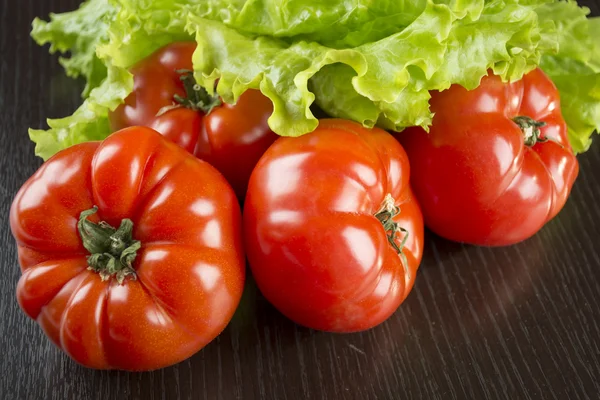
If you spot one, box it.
[375,194,409,267]
[513,116,548,147]
[171,69,222,115]
[77,206,139,284]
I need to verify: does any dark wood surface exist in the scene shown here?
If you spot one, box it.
[1,1,600,399]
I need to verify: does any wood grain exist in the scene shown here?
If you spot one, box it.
[1,1,599,399]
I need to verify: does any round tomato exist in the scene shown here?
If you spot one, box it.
[244,119,424,332]
[10,127,245,371]
[109,41,278,200]
[395,68,579,246]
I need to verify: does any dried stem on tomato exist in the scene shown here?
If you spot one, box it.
[375,194,409,268]
[513,116,548,147]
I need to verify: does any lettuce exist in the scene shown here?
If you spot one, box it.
[187,0,555,135]
[31,0,115,96]
[29,65,132,160]
[29,0,600,160]
[538,2,600,153]
[186,0,430,46]
[97,0,190,69]
[29,0,191,160]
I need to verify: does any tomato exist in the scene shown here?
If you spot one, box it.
[109,41,278,200]
[243,119,424,332]
[395,68,579,246]
[10,127,245,371]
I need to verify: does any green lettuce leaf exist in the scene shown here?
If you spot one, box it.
[188,0,555,136]
[538,2,600,153]
[31,0,115,97]
[29,0,600,159]
[186,0,430,46]
[30,0,192,160]
[29,65,132,160]
[97,0,191,69]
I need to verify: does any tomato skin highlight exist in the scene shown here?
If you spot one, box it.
[109,42,278,200]
[395,68,579,246]
[10,127,245,371]
[244,119,424,332]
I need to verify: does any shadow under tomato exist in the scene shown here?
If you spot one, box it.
[418,229,466,267]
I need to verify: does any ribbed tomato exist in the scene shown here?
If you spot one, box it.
[244,119,424,332]
[11,127,245,370]
[396,68,579,246]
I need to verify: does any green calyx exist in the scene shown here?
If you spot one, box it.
[513,116,548,147]
[160,69,221,116]
[77,206,140,284]
[375,194,409,267]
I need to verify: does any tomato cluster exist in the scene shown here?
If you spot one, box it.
[108,42,278,200]
[11,43,578,371]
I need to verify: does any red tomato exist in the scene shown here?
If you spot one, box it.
[395,68,579,246]
[10,127,245,371]
[244,119,424,332]
[109,42,278,200]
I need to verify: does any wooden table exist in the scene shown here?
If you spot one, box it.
[1,1,599,399]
